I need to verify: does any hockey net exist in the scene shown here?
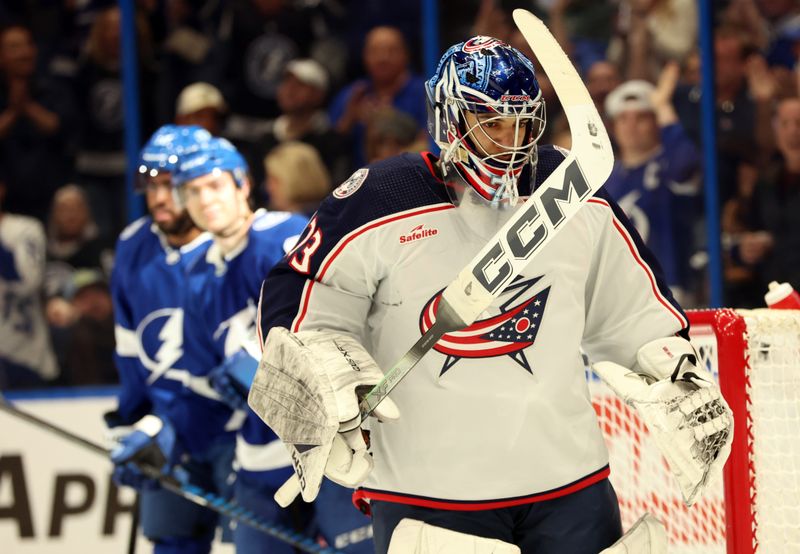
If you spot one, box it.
[588,308,800,554]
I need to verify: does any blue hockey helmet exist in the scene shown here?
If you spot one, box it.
[172,136,249,189]
[425,36,545,207]
[137,125,213,188]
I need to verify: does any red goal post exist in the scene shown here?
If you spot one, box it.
[589,308,800,554]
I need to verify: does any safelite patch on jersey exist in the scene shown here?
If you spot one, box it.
[333,168,369,199]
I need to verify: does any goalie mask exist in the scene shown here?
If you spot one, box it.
[426,36,546,209]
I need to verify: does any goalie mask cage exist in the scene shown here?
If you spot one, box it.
[589,308,800,554]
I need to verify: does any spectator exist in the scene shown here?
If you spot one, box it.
[174,81,227,136]
[71,5,155,240]
[221,0,320,141]
[150,0,230,124]
[0,177,59,389]
[0,22,74,222]
[255,59,351,188]
[674,26,764,207]
[45,184,113,298]
[680,49,701,87]
[263,141,331,215]
[336,0,421,82]
[330,25,427,169]
[737,97,800,291]
[471,0,514,43]
[610,0,698,81]
[548,0,617,75]
[604,65,701,305]
[586,59,623,133]
[48,268,116,386]
[723,0,800,69]
[365,107,426,163]
[720,156,765,308]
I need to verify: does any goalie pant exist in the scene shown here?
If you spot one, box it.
[182,209,374,554]
[257,150,689,545]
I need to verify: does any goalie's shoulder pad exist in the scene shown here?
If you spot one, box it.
[636,336,711,384]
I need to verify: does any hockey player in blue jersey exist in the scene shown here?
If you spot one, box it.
[249,35,734,553]
[172,137,374,553]
[107,125,242,554]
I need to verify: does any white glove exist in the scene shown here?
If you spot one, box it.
[593,337,733,506]
[248,327,399,506]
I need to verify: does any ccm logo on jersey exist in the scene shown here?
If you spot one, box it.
[399,224,439,244]
[473,158,590,294]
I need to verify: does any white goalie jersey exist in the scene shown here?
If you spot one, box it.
[258,150,689,510]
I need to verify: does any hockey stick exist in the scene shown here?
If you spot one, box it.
[348,9,614,427]
[0,394,343,554]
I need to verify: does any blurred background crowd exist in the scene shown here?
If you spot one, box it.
[1,0,799,389]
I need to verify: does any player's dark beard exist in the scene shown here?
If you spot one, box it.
[157,210,196,238]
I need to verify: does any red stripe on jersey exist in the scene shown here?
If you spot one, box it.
[422,296,530,337]
[291,280,314,333]
[434,341,534,357]
[353,466,610,513]
[291,204,455,331]
[587,198,688,328]
[420,152,443,183]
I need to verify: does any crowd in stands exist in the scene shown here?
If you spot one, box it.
[1,0,799,388]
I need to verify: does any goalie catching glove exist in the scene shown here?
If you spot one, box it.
[248,327,399,507]
[593,337,733,506]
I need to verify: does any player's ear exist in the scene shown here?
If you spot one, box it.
[240,176,251,198]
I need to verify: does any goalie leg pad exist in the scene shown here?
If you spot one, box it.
[599,513,667,554]
[387,519,521,554]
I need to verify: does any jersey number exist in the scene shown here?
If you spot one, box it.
[2,291,34,336]
[288,216,322,274]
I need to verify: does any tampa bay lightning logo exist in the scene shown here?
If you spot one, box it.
[419,276,551,376]
[137,308,184,384]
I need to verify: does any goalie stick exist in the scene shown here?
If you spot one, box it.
[0,394,343,554]
[347,9,614,429]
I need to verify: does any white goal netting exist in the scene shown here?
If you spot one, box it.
[587,309,800,554]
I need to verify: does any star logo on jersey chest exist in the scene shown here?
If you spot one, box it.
[418,276,551,376]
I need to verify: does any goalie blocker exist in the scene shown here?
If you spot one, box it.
[249,327,400,506]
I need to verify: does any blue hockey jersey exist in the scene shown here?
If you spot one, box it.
[184,209,307,482]
[111,217,239,456]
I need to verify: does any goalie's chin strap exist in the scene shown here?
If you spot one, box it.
[0,394,343,554]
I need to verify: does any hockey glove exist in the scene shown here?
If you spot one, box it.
[208,350,259,411]
[248,327,400,507]
[109,415,187,491]
[593,337,733,506]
